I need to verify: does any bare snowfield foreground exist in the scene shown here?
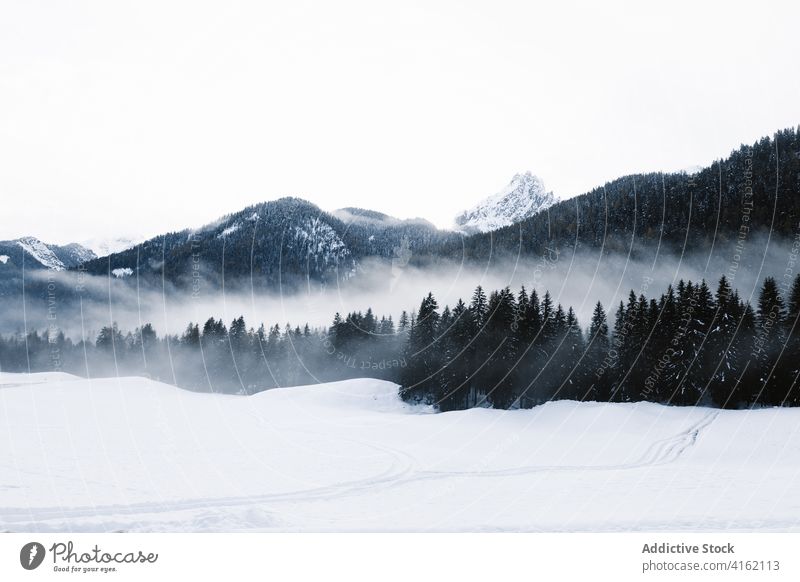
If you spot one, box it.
[1,372,799,532]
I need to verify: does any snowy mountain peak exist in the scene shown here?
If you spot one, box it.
[16,236,67,271]
[454,171,556,234]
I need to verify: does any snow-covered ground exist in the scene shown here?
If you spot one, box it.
[1,372,799,532]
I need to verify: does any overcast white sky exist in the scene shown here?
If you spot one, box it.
[1,0,798,245]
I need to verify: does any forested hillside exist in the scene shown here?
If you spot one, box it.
[425,128,800,262]
[77,197,456,290]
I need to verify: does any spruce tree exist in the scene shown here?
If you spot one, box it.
[584,301,610,401]
[610,300,627,402]
[560,307,584,400]
[484,288,519,408]
[440,299,475,410]
[780,274,800,405]
[708,276,740,408]
[470,285,488,326]
[736,302,759,406]
[517,288,544,407]
[755,277,786,405]
[400,292,441,403]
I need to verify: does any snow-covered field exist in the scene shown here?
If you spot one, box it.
[1,372,799,532]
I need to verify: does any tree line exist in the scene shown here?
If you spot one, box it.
[0,310,407,394]
[2,272,800,410]
[400,274,800,410]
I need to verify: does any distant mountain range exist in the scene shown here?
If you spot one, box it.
[0,170,561,289]
[0,172,550,279]
[3,126,800,295]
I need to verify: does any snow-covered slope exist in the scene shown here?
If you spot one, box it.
[53,242,97,266]
[291,217,351,270]
[78,197,456,289]
[455,171,556,234]
[1,372,799,532]
[0,237,96,271]
[15,236,67,270]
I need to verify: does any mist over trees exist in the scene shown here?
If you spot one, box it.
[2,272,800,409]
[0,310,406,394]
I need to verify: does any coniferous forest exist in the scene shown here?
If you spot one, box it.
[400,274,800,410]
[2,272,800,410]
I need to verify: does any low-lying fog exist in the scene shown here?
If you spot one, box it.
[3,234,797,340]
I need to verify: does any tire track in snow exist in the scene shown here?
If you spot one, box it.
[388,410,719,483]
[0,411,716,528]
[0,429,416,526]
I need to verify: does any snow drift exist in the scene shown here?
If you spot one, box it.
[1,372,798,532]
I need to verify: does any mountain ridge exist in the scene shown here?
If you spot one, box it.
[76,196,458,289]
[5,126,799,293]
[0,236,96,272]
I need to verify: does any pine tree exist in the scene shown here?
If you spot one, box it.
[780,274,800,405]
[786,274,800,330]
[560,307,584,400]
[708,276,740,408]
[363,308,377,334]
[229,316,247,351]
[754,276,786,405]
[516,286,532,342]
[736,302,759,406]
[470,285,488,326]
[625,293,652,401]
[612,291,641,402]
[528,289,542,335]
[96,323,123,352]
[652,285,679,403]
[677,280,715,405]
[439,299,475,410]
[584,301,610,401]
[484,287,519,408]
[517,288,544,407]
[610,300,627,402]
[398,311,409,332]
[181,323,200,346]
[439,306,453,332]
[401,292,441,403]
[540,291,555,346]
